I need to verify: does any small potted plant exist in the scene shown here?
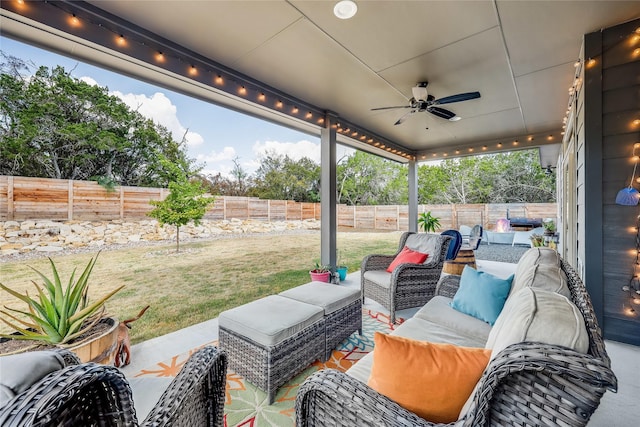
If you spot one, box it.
[418,211,441,232]
[309,262,331,283]
[543,219,556,236]
[336,251,348,281]
[0,253,124,364]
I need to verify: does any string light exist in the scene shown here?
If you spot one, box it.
[497,142,502,148]
[482,145,487,151]
[8,0,410,159]
[69,14,81,27]
[624,213,640,316]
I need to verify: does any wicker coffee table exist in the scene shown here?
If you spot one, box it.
[280,281,362,360]
[218,295,325,404]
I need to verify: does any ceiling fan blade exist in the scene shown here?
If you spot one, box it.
[371,105,412,111]
[428,106,456,120]
[394,110,416,125]
[434,91,481,105]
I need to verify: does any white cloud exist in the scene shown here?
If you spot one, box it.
[197,146,236,163]
[252,139,320,163]
[79,76,98,86]
[111,91,204,146]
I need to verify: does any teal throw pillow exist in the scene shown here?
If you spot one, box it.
[450,266,514,326]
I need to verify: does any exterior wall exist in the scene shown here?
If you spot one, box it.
[562,18,640,345]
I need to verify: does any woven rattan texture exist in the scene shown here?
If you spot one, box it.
[220,318,325,404]
[324,299,362,360]
[0,346,227,427]
[361,232,452,323]
[297,257,617,427]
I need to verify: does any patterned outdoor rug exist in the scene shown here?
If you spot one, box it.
[130,309,402,427]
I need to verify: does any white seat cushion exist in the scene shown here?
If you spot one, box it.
[279,281,360,314]
[346,317,486,384]
[511,247,561,297]
[414,296,492,343]
[363,270,391,288]
[511,263,571,298]
[485,287,589,357]
[219,295,323,346]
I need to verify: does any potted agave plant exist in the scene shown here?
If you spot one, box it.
[0,253,124,364]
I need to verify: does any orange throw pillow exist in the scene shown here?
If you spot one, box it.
[367,333,491,423]
[386,246,428,272]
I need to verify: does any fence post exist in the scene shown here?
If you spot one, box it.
[120,186,125,219]
[374,206,378,230]
[68,180,73,220]
[7,176,14,220]
[397,205,400,230]
[223,197,227,220]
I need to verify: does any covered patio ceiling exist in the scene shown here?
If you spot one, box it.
[1,1,639,164]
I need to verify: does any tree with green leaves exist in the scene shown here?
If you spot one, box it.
[148,159,214,252]
[251,151,320,201]
[0,54,193,186]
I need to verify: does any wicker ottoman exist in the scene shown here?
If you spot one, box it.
[218,295,325,404]
[280,282,362,361]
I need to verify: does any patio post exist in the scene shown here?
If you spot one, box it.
[408,159,418,232]
[320,113,337,270]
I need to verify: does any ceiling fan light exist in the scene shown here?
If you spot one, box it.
[449,116,462,122]
[334,1,357,19]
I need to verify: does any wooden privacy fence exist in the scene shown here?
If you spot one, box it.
[0,176,319,222]
[0,176,556,230]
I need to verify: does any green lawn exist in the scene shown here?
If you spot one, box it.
[0,231,399,344]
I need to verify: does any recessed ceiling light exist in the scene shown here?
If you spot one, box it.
[334,1,357,19]
[449,116,462,122]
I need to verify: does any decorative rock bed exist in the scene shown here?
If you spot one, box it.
[0,218,320,256]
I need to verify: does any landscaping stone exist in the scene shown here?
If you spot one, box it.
[0,218,320,256]
[35,245,63,252]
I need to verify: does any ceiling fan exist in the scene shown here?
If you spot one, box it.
[371,82,480,125]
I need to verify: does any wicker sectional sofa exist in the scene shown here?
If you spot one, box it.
[296,248,618,427]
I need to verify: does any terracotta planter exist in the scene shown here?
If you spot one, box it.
[309,270,331,283]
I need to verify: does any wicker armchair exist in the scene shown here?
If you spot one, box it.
[297,259,617,427]
[361,232,451,323]
[0,346,227,427]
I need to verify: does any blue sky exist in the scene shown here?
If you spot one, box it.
[1,36,352,177]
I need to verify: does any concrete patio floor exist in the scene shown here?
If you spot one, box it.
[122,260,637,426]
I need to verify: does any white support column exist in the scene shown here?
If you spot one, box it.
[408,159,418,232]
[321,113,337,269]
